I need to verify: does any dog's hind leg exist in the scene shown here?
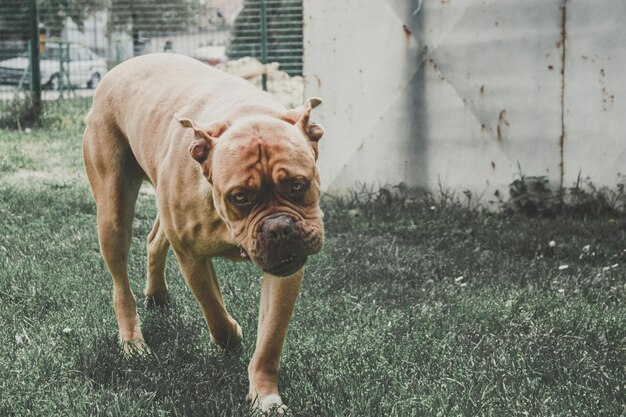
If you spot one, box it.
[83,122,147,355]
[145,214,170,307]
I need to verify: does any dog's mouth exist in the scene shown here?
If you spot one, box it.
[239,245,306,277]
[264,254,307,277]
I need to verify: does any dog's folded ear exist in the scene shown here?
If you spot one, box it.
[177,117,228,164]
[282,97,325,159]
[178,118,228,140]
[178,117,229,181]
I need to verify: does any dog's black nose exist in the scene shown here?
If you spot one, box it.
[262,216,295,241]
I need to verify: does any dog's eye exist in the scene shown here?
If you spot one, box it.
[231,192,251,205]
[291,182,306,194]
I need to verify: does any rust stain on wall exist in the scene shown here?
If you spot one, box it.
[599,68,615,111]
[429,59,446,81]
[559,0,568,190]
[402,24,412,37]
[496,109,509,142]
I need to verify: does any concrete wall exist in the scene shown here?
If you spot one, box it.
[303,0,626,204]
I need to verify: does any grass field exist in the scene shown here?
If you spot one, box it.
[0,101,624,416]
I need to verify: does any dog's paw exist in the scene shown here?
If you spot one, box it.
[253,394,289,416]
[210,321,243,348]
[144,292,169,309]
[121,338,151,358]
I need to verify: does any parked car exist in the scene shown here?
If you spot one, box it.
[0,43,107,90]
[193,45,227,66]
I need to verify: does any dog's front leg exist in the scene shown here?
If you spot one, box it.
[173,251,243,348]
[248,268,303,412]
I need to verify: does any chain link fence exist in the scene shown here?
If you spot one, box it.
[0,0,303,124]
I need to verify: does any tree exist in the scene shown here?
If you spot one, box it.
[0,0,105,38]
[0,0,31,39]
[39,0,106,36]
[0,0,201,40]
[107,0,201,35]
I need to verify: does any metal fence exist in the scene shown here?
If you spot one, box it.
[0,0,303,107]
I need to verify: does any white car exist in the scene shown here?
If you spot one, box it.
[0,43,107,90]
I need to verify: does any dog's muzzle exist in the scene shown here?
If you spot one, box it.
[256,214,310,277]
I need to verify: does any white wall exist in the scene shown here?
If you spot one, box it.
[303,0,626,204]
[564,0,626,185]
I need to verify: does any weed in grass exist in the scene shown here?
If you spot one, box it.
[565,172,626,216]
[504,165,626,217]
[505,171,558,216]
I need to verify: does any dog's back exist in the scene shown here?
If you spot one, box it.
[84,53,284,183]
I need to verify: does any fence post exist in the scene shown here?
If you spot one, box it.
[259,0,268,91]
[29,0,42,111]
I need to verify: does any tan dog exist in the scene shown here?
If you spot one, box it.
[82,53,325,412]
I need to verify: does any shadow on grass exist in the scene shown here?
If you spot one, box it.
[76,296,255,414]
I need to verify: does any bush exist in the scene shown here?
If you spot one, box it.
[503,170,626,217]
[503,172,559,216]
[0,93,41,129]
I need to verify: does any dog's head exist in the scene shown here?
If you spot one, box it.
[178,98,325,276]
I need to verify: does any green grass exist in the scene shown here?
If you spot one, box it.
[0,102,625,416]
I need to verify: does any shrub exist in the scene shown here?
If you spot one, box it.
[0,93,41,130]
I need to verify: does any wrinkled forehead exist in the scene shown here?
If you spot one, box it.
[211,118,317,189]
